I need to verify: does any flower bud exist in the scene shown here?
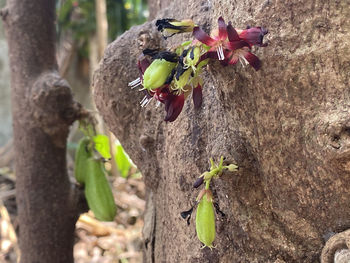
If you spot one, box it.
[193,176,204,188]
[143,59,176,91]
[227,164,238,172]
[196,192,216,248]
[156,19,195,37]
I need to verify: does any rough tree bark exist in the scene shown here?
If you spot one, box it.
[93,0,350,262]
[1,1,84,262]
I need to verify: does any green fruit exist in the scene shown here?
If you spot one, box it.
[84,158,116,221]
[196,193,216,248]
[174,68,192,90]
[74,137,92,184]
[185,46,200,67]
[143,59,176,91]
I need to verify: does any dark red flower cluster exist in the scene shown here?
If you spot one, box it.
[129,17,268,122]
[193,17,268,70]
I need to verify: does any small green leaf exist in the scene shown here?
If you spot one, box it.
[93,135,111,160]
[114,144,131,178]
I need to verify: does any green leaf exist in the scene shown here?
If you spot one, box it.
[93,135,111,160]
[114,144,131,178]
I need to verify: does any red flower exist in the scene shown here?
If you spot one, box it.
[226,48,261,71]
[226,23,264,71]
[164,92,185,122]
[193,17,231,61]
[141,86,185,122]
[194,18,267,71]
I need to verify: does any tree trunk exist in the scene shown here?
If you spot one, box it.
[2,1,83,262]
[95,0,108,59]
[93,0,350,262]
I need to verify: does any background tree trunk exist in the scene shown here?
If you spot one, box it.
[0,0,11,147]
[2,1,83,262]
[93,0,350,262]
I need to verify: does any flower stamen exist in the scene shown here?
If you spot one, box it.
[239,57,249,67]
[128,77,142,89]
[140,96,153,107]
[217,44,225,60]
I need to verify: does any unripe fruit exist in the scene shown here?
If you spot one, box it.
[196,193,216,248]
[143,59,176,91]
[84,158,116,221]
[174,68,192,90]
[74,137,92,184]
[185,46,200,67]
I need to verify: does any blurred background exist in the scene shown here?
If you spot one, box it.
[0,0,148,262]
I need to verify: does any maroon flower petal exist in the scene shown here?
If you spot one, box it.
[164,93,185,122]
[193,27,216,46]
[138,56,151,75]
[228,55,239,65]
[227,22,240,41]
[154,86,170,103]
[199,51,218,61]
[226,40,250,50]
[192,83,202,109]
[244,52,261,71]
[218,16,228,40]
[239,27,268,47]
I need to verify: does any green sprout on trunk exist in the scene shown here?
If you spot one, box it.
[181,156,238,249]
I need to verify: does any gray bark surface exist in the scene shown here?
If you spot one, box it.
[93,0,350,262]
[2,1,83,262]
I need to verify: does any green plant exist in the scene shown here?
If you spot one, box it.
[57,0,148,57]
[73,118,117,221]
[181,157,238,248]
[114,141,133,178]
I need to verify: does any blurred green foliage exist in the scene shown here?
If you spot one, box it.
[114,142,133,178]
[57,0,148,57]
[58,0,144,178]
[93,134,112,160]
